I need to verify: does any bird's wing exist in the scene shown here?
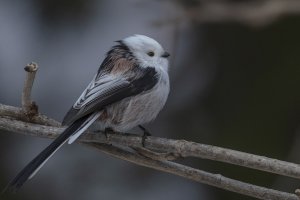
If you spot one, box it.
[62,66,158,126]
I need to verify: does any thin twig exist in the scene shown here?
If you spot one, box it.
[132,146,180,161]
[22,62,38,117]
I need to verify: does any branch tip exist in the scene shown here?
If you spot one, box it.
[24,62,38,72]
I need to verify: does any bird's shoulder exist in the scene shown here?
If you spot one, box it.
[97,43,137,76]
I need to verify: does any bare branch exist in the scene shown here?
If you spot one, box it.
[1,110,300,181]
[22,62,38,117]
[133,146,180,161]
[155,0,300,27]
[88,143,299,200]
[186,0,300,26]
[1,114,300,199]
[0,104,60,126]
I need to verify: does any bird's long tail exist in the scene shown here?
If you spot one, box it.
[3,112,101,193]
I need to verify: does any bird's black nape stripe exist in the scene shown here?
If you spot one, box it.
[2,114,92,194]
[97,41,134,75]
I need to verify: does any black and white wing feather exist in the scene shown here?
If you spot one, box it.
[62,66,158,126]
[65,65,158,144]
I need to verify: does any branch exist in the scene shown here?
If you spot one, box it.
[1,63,300,199]
[0,104,60,126]
[1,108,300,180]
[1,112,300,199]
[155,0,300,27]
[88,143,299,200]
[187,0,300,26]
[22,62,38,117]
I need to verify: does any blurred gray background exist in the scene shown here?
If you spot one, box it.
[1,0,300,199]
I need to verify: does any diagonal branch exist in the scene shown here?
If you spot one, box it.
[1,114,300,200]
[154,0,300,28]
[88,143,299,200]
[1,109,300,180]
[187,0,300,26]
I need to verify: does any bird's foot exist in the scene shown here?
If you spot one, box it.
[104,127,115,139]
[138,125,151,147]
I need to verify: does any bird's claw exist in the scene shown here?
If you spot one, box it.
[139,125,151,147]
[104,127,114,139]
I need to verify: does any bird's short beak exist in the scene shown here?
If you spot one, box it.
[161,51,170,58]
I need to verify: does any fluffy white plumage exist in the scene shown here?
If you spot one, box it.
[90,35,170,133]
[123,35,169,71]
[68,34,170,138]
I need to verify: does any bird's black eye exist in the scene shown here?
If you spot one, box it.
[147,51,155,57]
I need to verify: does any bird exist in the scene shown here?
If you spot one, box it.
[4,34,170,192]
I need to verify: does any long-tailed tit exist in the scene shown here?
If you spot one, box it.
[4,34,170,192]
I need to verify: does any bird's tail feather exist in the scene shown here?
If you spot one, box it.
[68,112,101,144]
[3,112,99,193]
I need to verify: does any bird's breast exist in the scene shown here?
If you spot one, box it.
[125,73,169,120]
[104,71,169,132]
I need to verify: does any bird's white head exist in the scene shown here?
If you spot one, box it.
[122,34,170,72]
